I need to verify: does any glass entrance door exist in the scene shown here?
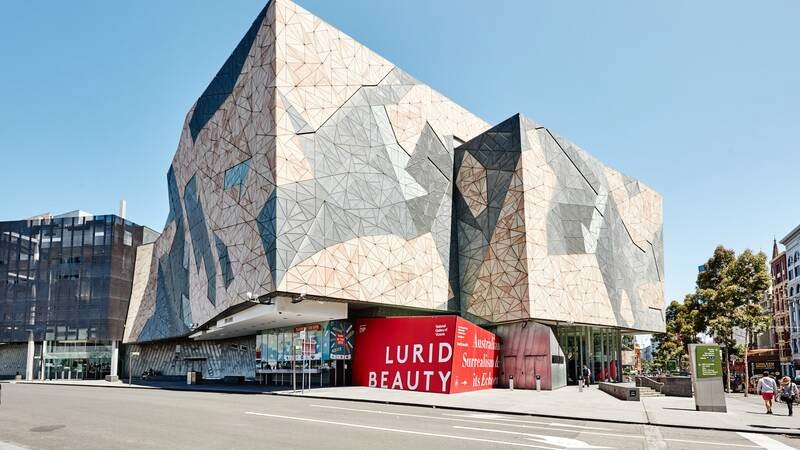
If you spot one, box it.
[556,325,623,384]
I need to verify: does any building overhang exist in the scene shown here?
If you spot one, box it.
[188,297,347,341]
[780,224,800,246]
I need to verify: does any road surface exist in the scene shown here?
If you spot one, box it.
[0,383,797,449]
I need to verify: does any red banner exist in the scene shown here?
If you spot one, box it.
[450,317,501,393]
[353,316,499,394]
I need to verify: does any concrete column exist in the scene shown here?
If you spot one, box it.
[110,340,120,378]
[40,340,48,380]
[25,331,35,380]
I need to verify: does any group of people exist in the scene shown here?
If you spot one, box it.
[756,371,799,416]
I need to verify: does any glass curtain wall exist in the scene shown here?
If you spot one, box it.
[42,340,113,380]
[0,215,144,343]
[255,320,354,388]
[556,325,623,385]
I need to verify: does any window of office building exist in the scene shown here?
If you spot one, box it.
[0,215,146,343]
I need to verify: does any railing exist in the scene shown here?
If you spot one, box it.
[635,375,664,393]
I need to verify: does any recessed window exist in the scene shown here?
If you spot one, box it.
[223,159,251,199]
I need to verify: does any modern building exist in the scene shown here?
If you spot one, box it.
[780,225,800,373]
[771,239,791,374]
[0,211,157,380]
[7,0,665,390]
[453,114,664,385]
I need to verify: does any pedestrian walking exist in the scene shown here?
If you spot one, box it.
[582,365,591,387]
[779,376,799,417]
[757,370,778,414]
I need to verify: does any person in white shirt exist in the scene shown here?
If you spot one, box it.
[757,371,778,414]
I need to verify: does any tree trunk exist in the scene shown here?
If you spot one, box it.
[744,330,749,397]
[725,345,732,393]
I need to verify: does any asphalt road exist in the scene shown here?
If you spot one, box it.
[0,383,798,449]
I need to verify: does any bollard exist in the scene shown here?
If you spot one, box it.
[579,378,583,392]
[509,375,514,391]
[535,374,541,392]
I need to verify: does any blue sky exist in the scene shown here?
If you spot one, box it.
[1,0,797,307]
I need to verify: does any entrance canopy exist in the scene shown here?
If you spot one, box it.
[189,297,347,341]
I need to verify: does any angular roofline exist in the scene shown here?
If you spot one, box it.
[780,223,800,246]
[475,112,663,200]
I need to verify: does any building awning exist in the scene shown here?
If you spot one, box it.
[189,297,347,341]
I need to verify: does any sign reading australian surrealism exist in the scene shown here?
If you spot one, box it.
[352,316,499,394]
[694,345,722,379]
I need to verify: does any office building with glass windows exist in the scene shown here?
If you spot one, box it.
[0,211,158,380]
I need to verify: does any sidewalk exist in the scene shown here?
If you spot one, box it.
[5,379,291,395]
[643,393,800,434]
[8,380,800,435]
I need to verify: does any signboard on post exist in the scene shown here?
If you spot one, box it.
[694,346,722,379]
[688,344,726,412]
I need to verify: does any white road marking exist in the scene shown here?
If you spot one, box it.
[442,413,614,430]
[0,442,27,450]
[642,426,667,450]
[308,403,767,448]
[310,404,636,438]
[663,437,758,448]
[737,432,796,450]
[452,426,608,449]
[245,411,558,449]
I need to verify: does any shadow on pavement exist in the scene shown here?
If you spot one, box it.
[125,380,297,395]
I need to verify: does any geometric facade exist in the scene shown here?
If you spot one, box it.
[125,0,488,342]
[124,0,664,344]
[455,115,664,331]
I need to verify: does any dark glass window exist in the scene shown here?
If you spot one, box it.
[0,215,146,342]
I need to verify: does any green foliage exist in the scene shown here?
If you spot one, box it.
[653,297,699,366]
[706,249,771,349]
[654,246,772,376]
[621,334,635,351]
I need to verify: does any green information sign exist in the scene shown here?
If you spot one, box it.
[694,345,722,379]
[666,360,677,373]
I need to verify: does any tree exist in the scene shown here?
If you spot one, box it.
[653,297,699,370]
[655,246,771,395]
[722,250,771,396]
[694,246,736,333]
[703,248,771,393]
[706,312,737,392]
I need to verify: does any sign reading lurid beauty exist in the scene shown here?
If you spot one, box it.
[352,316,500,394]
